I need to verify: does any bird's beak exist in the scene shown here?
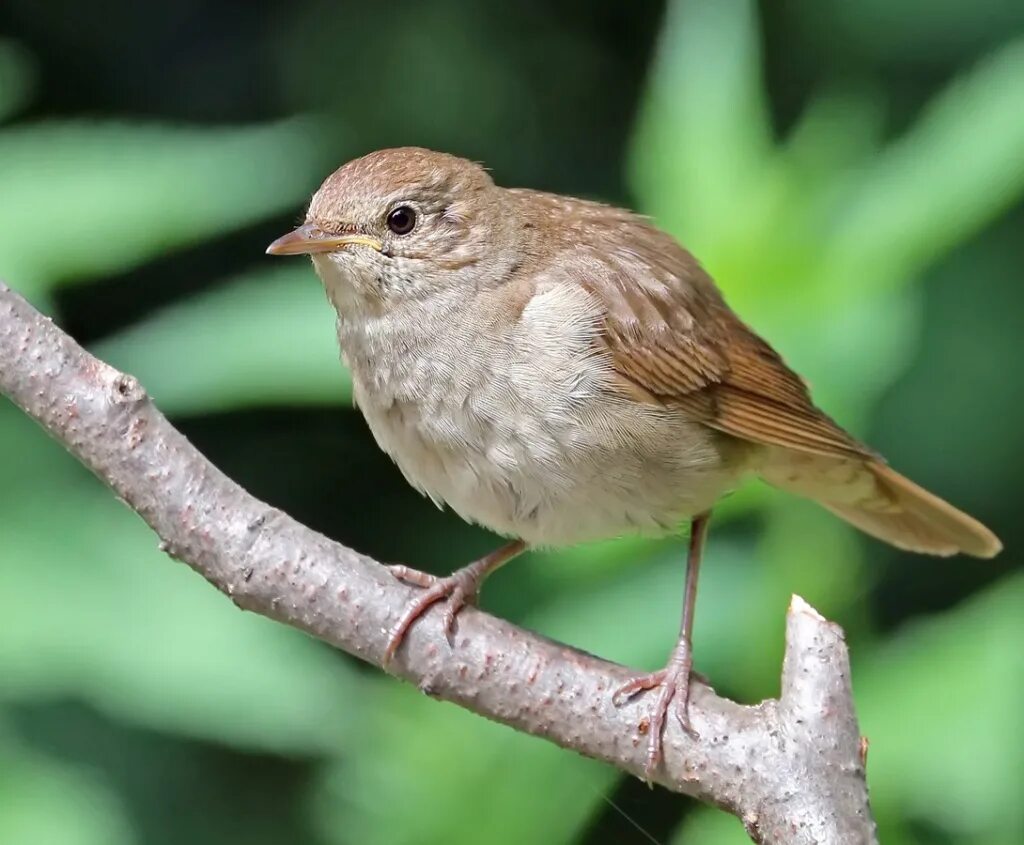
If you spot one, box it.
[266,223,383,256]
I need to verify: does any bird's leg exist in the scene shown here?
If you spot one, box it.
[384,539,527,663]
[613,512,710,779]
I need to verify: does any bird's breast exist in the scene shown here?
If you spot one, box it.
[335,284,746,545]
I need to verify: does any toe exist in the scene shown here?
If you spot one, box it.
[384,584,448,663]
[643,744,661,782]
[612,670,667,707]
[673,697,695,736]
[642,685,674,778]
[441,587,468,640]
[386,565,437,588]
[611,684,636,707]
[673,681,698,734]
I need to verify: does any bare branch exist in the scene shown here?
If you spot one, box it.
[0,281,877,844]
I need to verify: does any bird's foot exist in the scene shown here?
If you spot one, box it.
[383,561,487,664]
[613,641,698,780]
[382,540,526,664]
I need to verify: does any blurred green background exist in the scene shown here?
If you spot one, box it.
[1,1,1022,842]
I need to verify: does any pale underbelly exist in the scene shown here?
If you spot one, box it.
[358,397,750,546]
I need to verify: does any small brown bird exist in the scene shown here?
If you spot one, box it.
[268,147,1001,776]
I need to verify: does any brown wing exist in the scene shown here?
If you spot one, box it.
[557,213,874,461]
[514,191,1000,557]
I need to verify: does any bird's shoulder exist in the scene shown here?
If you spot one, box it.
[505,188,870,459]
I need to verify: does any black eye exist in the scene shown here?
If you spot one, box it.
[386,206,416,235]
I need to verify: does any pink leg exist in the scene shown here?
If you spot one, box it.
[383,539,526,663]
[613,512,710,779]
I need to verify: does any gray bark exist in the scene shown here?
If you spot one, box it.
[0,281,877,844]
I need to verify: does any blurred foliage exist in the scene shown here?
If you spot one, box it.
[94,267,348,414]
[0,1,1022,844]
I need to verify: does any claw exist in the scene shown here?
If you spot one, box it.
[381,540,526,666]
[674,685,696,735]
[613,648,697,779]
[612,669,667,707]
[386,564,437,589]
[383,574,475,665]
[440,590,468,641]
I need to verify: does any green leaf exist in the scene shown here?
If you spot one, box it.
[782,87,886,180]
[857,575,1024,840]
[671,805,749,844]
[0,726,133,845]
[827,38,1024,289]
[629,0,772,245]
[0,118,324,296]
[313,686,618,845]
[93,266,350,414]
[0,460,361,755]
[0,391,82,502]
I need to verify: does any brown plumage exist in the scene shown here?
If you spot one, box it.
[268,147,1001,781]
[509,186,1001,559]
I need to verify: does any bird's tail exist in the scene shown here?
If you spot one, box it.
[759,448,1002,559]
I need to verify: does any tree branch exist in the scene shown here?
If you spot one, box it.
[0,281,877,844]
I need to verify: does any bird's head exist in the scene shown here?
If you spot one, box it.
[268,147,517,312]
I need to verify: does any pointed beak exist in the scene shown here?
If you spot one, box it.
[266,223,383,256]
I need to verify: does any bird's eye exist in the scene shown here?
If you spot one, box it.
[386,206,416,235]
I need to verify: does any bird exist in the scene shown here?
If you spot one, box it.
[266,146,1001,777]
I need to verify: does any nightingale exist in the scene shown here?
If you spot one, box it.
[267,147,1001,777]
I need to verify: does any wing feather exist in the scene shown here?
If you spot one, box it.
[560,220,871,460]
[507,188,999,558]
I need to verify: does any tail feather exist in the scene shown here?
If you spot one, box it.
[761,450,1002,559]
